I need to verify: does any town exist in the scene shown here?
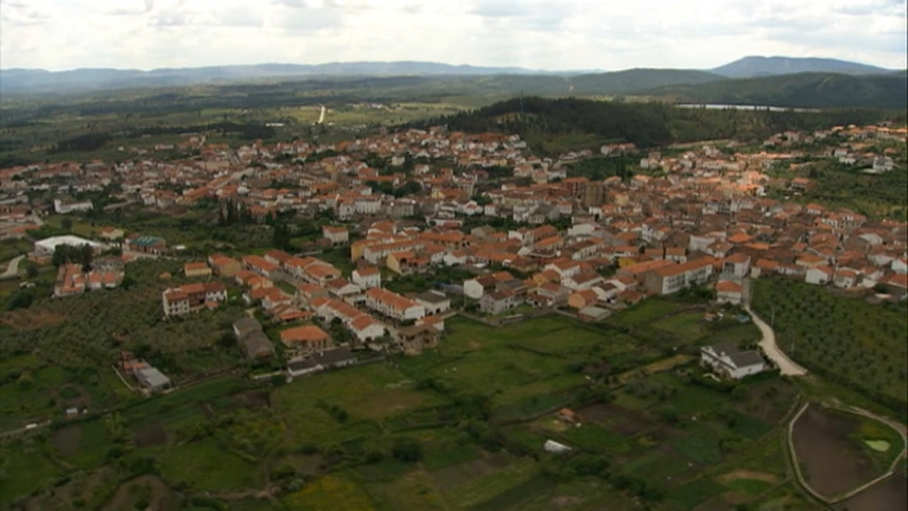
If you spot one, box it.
[2,120,907,388]
[0,118,906,511]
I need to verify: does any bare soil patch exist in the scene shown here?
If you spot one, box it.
[432,452,511,490]
[693,496,738,511]
[0,309,66,330]
[551,496,582,508]
[617,354,693,383]
[576,403,654,436]
[134,422,167,448]
[835,474,907,511]
[792,406,878,498]
[290,454,323,476]
[716,470,779,484]
[232,389,271,409]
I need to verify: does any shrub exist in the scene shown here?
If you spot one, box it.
[392,437,422,462]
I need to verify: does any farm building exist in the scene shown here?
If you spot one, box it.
[415,290,451,315]
[34,235,104,257]
[577,306,610,322]
[700,342,766,380]
[232,317,275,359]
[135,367,172,392]
[184,261,213,278]
[125,234,167,255]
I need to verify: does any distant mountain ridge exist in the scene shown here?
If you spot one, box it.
[0,57,903,109]
[1,56,896,94]
[711,56,894,78]
[0,62,553,93]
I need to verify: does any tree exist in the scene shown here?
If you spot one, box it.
[392,437,422,462]
[61,218,74,232]
[24,262,39,280]
[272,221,293,251]
[80,243,94,272]
[6,290,34,310]
[17,371,33,389]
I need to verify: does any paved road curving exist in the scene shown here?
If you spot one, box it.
[745,305,808,376]
[0,255,25,280]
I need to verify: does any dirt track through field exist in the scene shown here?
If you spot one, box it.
[744,305,807,376]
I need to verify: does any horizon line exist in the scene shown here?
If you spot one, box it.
[0,55,901,74]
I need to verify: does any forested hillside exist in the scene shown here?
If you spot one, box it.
[649,72,908,109]
[415,97,904,152]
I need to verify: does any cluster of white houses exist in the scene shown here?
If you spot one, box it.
[157,243,455,364]
[161,282,228,316]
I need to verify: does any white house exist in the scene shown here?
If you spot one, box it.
[562,271,604,291]
[364,287,426,322]
[722,254,751,278]
[54,199,93,214]
[700,342,766,380]
[715,280,744,305]
[352,266,382,289]
[355,197,382,215]
[872,155,894,173]
[350,315,386,342]
[833,269,858,289]
[323,226,349,245]
[464,275,497,300]
[325,278,363,302]
[544,260,583,280]
[443,251,468,267]
[415,290,451,315]
[567,223,597,238]
[805,266,834,286]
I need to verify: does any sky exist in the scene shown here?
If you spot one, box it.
[1,0,906,71]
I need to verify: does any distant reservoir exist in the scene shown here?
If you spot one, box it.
[678,103,817,112]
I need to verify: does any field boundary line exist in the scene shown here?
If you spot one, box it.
[111,365,136,392]
[786,402,828,503]
[787,400,908,505]
[821,403,908,503]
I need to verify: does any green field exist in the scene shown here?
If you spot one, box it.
[0,296,831,510]
[751,277,908,415]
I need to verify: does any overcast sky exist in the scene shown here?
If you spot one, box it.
[1,0,906,71]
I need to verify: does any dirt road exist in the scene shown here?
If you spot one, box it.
[0,255,24,280]
[745,305,808,376]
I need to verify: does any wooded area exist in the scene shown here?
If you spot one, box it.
[415,97,904,154]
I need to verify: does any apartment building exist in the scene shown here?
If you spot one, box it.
[162,282,228,316]
[644,258,714,295]
[364,287,426,322]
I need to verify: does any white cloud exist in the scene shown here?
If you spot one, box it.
[0,0,904,71]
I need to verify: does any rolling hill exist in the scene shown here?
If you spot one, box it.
[1,58,903,110]
[646,71,908,109]
[0,62,549,94]
[711,56,893,78]
[1,56,891,95]
[413,97,900,154]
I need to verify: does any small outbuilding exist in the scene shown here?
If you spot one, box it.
[135,367,172,392]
